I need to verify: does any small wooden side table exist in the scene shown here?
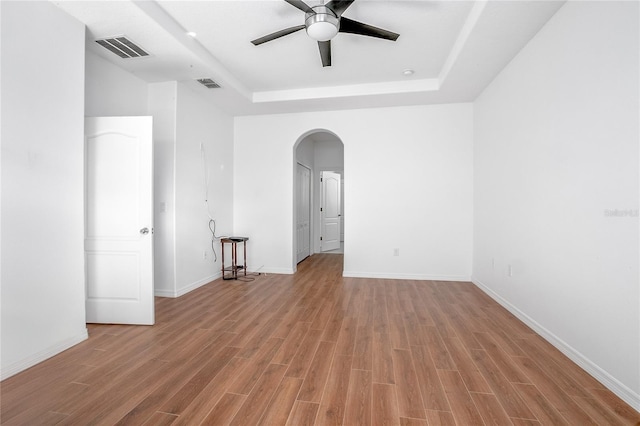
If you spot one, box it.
[221,237,249,280]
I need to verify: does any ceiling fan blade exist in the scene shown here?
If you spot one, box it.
[339,17,399,41]
[325,0,355,16]
[284,0,315,14]
[251,25,305,45]
[318,40,331,67]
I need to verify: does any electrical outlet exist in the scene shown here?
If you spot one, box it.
[508,264,513,277]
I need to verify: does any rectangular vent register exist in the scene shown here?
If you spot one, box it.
[95,36,149,59]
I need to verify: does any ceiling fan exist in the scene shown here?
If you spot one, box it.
[251,0,399,67]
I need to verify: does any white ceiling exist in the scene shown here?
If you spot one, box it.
[54,0,565,116]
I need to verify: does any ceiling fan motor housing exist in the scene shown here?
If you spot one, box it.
[305,6,340,41]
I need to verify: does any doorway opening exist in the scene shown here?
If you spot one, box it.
[293,130,344,270]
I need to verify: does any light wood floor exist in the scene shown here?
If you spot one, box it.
[2,254,638,425]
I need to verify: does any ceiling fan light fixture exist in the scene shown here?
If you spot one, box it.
[252,0,399,67]
[305,6,339,41]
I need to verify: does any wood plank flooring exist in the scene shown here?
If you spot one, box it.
[2,254,639,425]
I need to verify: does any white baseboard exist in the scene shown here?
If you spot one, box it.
[155,273,221,298]
[154,288,177,298]
[153,268,297,298]
[472,277,640,412]
[342,271,471,281]
[254,267,294,275]
[0,329,89,381]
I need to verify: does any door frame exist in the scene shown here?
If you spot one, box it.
[292,129,344,271]
[296,162,312,263]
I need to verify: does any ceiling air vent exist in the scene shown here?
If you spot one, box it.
[95,36,149,59]
[197,78,221,89]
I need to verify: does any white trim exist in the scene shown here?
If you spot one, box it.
[472,277,640,412]
[154,288,178,298]
[342,271,471,281]
[253,79,439,103]
[0,329,89,380]
[155,273,220,298]
[176,274,219,297]
[257,267,294,275]
[154,268,296,298]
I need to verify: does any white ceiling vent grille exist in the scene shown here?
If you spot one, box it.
[197,78,221,89]
[95,36,149,59]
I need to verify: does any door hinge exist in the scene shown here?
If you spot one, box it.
[320,207,323,212]
[320,177,323,182]
[320,236,323,241]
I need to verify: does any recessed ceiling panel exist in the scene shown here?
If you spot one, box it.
[158,0,474,91]
[54,0,566,115]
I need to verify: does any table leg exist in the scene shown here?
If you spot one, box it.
[243,241,247,277]
[232,242,237,279]
[221,241,225,278]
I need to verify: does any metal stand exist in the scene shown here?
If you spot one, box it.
[221,237,249,280]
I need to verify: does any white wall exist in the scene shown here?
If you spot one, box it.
[148,82,178,296]
[473,1,639,409]
[296,137,315,168]
[175,83,234,295]
[234,104,473,278]
[1,1,87,378]
[148,82,234,297]
[85,50,148,117]
[314,139,344,171]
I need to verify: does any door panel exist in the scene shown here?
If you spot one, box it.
[86,253,140,299]
[321,171,341,252]
[86,133,139,237]
[85,116,154,325]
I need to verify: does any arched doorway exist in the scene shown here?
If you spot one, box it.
[293,130,344,270]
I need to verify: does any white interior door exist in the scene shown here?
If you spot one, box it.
[85,117,154,325]
[296,163,311,263]
[340,177,345,242]
[321,171,341,252]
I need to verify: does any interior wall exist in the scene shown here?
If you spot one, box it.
[234,104,473,278]
[86,57,235,298]
[296,137,315,168]
[148,82,234,297]
[1,1,87,378]
[473,1,639,408]
[85,50,148,117]
[314,139,344,170]
[174,83,234,295]
[148,82,178,296]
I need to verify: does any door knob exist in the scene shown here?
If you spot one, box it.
[140,227,150,235]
